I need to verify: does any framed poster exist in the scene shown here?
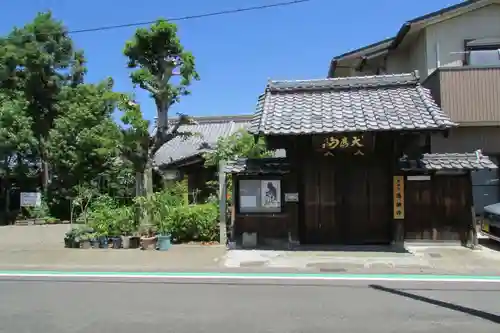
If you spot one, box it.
[261,180,281,208]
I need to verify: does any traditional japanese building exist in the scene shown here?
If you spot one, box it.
[225,72,497,248]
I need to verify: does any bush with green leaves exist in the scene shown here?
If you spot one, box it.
[134,182,219,242]
[85,195,137,237]
[134,182,187,233]
[167,203,219,243]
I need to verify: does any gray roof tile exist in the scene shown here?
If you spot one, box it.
[249,72,456,135]
[224,157,290,174]
[154,115,252,167]
[419,153,498,171]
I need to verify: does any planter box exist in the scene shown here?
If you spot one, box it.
[15,219,46,226]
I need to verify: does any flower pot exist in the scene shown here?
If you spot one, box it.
[81,240,91,249]
[121,236,131,249]
[98,236,108,249]
[129,236,140,249]
[90,239,100,249]
[111,236,122,249]
[157,234,171,251]
[71,240,80,248]
[64,237,72,248]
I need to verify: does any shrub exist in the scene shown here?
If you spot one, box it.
[134,184,186,234]
[86,195,138,237]
[168,203,219,243]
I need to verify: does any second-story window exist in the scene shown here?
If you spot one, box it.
[465,38,500,66]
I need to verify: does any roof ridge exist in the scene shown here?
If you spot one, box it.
[267,72,419,92]
[168,114,253,124]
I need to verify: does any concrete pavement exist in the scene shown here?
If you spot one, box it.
[3,225,500,275]
[1,276,499,332]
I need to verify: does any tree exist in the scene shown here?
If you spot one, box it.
[117,96,150,197]
[0,92,38,222]
[46,79,129,217]
[0,11,87,192]
[123,19,200,196]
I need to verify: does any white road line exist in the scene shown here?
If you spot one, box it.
[0,272,499,283]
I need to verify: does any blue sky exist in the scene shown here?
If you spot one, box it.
[2,0,460,122]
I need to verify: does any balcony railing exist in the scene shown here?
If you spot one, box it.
[423,66,500,125]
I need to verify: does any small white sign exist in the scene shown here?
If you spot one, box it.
[240,195,257,208]
[407,175,431,181]
[20,192,42,207]
[285,193,299,202]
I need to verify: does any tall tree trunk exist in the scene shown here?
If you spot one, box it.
[40,140,50,192]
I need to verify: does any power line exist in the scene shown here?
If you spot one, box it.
[69,0,312,34]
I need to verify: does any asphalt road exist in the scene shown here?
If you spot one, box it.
[1,277,500,332]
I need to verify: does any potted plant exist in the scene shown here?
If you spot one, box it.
[107,217,122,249]
[156,218,172,251]
[79,232,92,249]
[117,206,136,249]
[64,229,75,248]
[92,221,109,248]
[89,232,99,248]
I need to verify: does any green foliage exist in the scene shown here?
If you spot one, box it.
[65,224,93,242]
[204,129,271,167]
[86,195,138,237]
[47,80,129,216]
[117,96,150,174]
[23,199,50,219]
[167,203,219,243]
[124,19,199,108]
[123,18,200,203]
[133,182,187,234]
[0,12,134,220]
[133,181,219,242]
[0,11,87,195]
[0,13,204,229]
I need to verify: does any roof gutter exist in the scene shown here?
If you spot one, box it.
[327,59,338,78]
[390,22,412,50]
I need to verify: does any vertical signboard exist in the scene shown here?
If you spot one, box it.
[393,176,405,219]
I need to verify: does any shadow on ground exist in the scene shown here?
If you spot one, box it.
[479,238,500,252]
[370,284,500,324]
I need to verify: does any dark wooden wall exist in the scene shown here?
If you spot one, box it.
[181,163,217,204]
[404,174,472,242]
[233,131,475,247]
[234,171,299,243]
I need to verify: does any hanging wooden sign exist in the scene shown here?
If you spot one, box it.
[393,176,405,219]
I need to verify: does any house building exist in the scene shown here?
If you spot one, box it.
[327,0,500,214]
[154,115,251,203]
[225,73,497,248]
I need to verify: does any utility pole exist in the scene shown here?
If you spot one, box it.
[218,161,227,246]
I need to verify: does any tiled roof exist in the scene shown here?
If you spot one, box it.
[249,72,456,136]
[224,156,290,174]
[419,153,498,171]
[399,152,498,171]
[154,115,252,167]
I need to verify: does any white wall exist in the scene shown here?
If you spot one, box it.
[425,4,500,75]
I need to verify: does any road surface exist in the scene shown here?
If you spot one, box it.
[1,276,499,332]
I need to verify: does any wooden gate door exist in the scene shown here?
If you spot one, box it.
[302,155,340,244]
[335,158,391,244]
[405,175,470,241]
